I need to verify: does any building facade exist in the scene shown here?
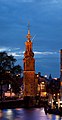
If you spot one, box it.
[60,49,62,101]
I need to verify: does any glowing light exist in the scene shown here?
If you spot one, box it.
[49,101,51,104]
[56,102,58,104]
[60,105,62,107]
[54,78,57,80]
[53,94,55,96]
[57,93,59,96]
[60,101,62,103]
[16,74,20,77]
[40,92,46,97]
[37,74,39,77]
[6,71,10,73]
[44,75,47,78]
[16,108,22,110]
[4,91,15,97]
[42,82,44,84]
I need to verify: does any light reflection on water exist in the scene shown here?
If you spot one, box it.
[0,108,61,120]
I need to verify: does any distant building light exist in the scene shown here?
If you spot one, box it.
[60,101,62,103]
[40,92,46,97]
[16,74,20,77]
[4,91,15,97]
[56,102,58,104]
[57,93,59,96]
[37,74,39,77]
[60,105,62,107]
[53,94,55,96]
[42,82,45,84]
[44,75,47,78]
[49,101,51,104]
[16,74,18,77]
[9,84,11,89]
[54,78,57,80]
[6,71,10,73]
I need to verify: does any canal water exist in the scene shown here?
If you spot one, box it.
[0,108,62,120]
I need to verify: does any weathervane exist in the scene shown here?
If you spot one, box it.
[27,21,30,31]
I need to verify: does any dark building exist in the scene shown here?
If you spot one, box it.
[60,49,62,101]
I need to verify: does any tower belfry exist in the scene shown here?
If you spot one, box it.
[23,24,35,97]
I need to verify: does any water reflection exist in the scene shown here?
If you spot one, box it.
[0,108,61,120]
[48,114,61,120]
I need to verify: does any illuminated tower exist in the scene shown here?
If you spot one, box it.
[60,49,62,101]
[23,25,35,98]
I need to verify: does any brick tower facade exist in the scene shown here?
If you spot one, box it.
[23,27,35,97]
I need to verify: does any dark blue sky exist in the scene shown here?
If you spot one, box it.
[0,0,62,77]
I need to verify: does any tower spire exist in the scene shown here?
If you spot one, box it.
[26,22,32,41]
[28,21,30,31]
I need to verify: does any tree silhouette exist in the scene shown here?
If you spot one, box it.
[0,51,23,97]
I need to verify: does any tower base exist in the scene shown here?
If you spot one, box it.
[24,96,35,108]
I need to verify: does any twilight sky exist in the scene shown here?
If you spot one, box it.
[0,0,62,77]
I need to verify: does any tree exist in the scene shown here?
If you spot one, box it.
[0,52,16,73]
[0,51,23,96]
[11,65,22,77]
